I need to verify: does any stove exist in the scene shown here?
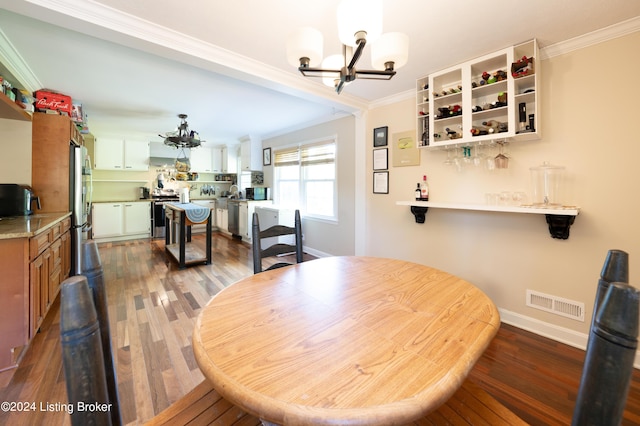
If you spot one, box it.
[148,196,180,238]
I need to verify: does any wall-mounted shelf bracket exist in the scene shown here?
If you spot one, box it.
[398,201,580,239]
[545,214,576,240]
[410,206,429,223]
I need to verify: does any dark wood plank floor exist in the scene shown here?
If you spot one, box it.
[1,233,639,425]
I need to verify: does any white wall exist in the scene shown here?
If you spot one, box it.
[364,31,640,346]
[264,115,356,257]
[0,118,31,185]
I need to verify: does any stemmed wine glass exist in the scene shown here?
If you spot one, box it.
[443,147,454,166]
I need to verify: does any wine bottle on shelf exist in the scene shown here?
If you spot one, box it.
[421,117,429,146]
[420,175,429,201]
[415,183,421,201]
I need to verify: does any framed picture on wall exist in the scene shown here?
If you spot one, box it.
[373,126,388,147]
[373,171,389,194]
[373,148,388,170]
[263,147,271,166]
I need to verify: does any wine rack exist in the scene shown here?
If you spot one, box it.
[416,39,540,149]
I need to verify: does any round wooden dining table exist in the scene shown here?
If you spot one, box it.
[193,256,500,426]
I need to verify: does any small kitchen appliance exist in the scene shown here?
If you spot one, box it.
[246,187,270,201]
[0,184,41,216]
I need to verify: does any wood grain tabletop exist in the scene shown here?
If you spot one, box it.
[193,256,500,425]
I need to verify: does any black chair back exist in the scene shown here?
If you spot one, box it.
[572,249,638,425]
[252,209,303,273]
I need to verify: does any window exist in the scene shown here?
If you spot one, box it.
[273,140,336,220]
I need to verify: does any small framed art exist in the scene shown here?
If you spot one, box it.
[373,126,388,147]
[263,147,271,166]
[373,148,388,170]
[373,171,389,194]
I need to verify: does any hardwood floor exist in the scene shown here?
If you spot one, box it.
[1,232,639,425]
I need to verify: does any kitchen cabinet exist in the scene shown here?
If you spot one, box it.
[94,137,149,171]
[216,207,229,234]
[0,212,70,371]
[190,146,223,173]
[124,202,151,234]
[240,136,263,172]
[416,39,540,149]
[32,114,83,213]
[238,202,248,240]
[240,200,273,243]
[28,216,71,339]
[221,145,238,173]
[92,201,150,241]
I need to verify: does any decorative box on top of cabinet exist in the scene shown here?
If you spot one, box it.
[417,39,540,149]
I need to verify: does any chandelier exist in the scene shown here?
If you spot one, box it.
[159,114,203,148]
[286,0,408,94]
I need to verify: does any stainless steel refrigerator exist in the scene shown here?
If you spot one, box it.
[70,144,92,275]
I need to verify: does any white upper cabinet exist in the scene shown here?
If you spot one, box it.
[190,146,214,173]
[417,39,540,149]
[94,137,149,171]
[190,145,224,173]
[240,135,262,172]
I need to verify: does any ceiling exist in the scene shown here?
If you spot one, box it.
[1,0,639,145]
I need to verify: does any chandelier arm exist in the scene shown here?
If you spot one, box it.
[298,67,342,77]
[354,69,397,80]
[346,38,366,72]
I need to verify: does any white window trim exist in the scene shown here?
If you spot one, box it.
[273,136,338,222]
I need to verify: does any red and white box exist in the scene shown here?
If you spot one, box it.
[34,90,72,115]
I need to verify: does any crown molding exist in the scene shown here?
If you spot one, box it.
[541,15,640,59]
[0,27,41,91]
[20,0,369,112]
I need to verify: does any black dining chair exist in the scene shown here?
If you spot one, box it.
[252,209,303,274]
[572,249,638,425]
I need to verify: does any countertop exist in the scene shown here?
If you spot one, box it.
[0,212,71,240]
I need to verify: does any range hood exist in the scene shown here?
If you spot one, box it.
[149,141,188,167]
[149,156,177,167]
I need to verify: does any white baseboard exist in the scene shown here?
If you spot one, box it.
[499,308,640,369]
[302,246,331,258]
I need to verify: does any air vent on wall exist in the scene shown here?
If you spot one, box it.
[526,290,585,322]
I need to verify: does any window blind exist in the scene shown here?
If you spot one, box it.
[274,141,335,167]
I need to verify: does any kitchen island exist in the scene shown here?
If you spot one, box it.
[165,202,212,269]
[0,212,71,371]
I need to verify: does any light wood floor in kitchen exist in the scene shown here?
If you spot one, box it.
[1,233,639,425]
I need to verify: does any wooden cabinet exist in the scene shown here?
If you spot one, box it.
[92,202,150,240]
[32,114,83,213]
[416,39,539,149]
[27,216,71,339]
[94,137,149,170]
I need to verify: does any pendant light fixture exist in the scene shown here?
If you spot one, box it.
[158,114,203,149]
[286,0,408,94]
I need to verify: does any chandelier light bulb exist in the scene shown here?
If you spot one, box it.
[371,32,409,71]
[321,54,345,87]
[337,0,382,47]
[287,27,324,68]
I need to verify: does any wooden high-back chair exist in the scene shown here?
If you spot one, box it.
[252,209,303,274]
